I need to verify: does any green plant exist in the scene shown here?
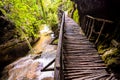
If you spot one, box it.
[102,48,120,63]
[73,9,79,24]
[0,0,63,38]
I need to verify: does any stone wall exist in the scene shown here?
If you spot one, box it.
[72,0,120,24]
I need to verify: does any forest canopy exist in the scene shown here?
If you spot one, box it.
[0,0,63,39]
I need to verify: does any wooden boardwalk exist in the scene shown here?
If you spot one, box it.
[62,15,111,80]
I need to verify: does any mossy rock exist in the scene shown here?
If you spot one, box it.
[102,48,120,62]
[52,39,58,45]
[97,44,110,55]
[107,58,120,67]
[101,48,120,73]
[107,58,120,73]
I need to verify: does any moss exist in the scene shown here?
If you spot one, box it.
[73,9,79,24]
[102,48,120,62]
[107,58,120,67]
[101,47,120,73]
[97,44,110,55]
[52,39,58,45]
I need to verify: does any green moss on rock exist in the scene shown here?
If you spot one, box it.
[102,48,120,62]
[97,44,110,55]
[102,48,120,72]
[73,9,79,24]
[53,39,58,45]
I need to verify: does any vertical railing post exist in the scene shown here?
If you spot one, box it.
[95,21,105,44]
[86,19,92,37]
[88,19,95,40]
[83,15,113,45]
[84,17,89,34]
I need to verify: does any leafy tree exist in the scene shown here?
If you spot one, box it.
[0,0,62,39]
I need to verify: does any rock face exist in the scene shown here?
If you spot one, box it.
[72,0,120,26]
[0,13,35,75]
[72,0,120,42]
[0,39,31,71]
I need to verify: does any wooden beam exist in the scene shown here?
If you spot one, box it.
[41,68,54,71]
[41,59,55,72]
[111,39,120,48]
[86,15,113,23]
[55,11,65,80]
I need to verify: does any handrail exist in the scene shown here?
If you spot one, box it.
[54,10,65,80]
[82,15,113,44]
[86,15,113,23]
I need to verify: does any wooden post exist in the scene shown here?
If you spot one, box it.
[86,19,92,37]
[82,16,86,30]
[88,19,95,40]
[84,17,89,34]
[95,21,105,44]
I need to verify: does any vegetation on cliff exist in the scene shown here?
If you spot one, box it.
[0,0,61,39]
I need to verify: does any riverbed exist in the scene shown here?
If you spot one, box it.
[1,25,57,80]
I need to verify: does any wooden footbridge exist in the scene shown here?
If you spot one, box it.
[41,10,116,80]
[53,11,116,80]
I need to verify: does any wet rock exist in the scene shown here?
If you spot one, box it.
[0,38,33,73]
[0,25,56,80]
[1,43,56,80]
[0,14,37,74]
[42,77,54,80]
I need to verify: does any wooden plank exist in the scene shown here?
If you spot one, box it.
[64,67,107,70]
[65,49,97,52]
[73,74,109,80]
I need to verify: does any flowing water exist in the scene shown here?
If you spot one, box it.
[1,25,57,80]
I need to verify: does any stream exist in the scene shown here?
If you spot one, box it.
[1,25,57,80]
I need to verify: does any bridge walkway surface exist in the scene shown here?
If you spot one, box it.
[62,15,111,80]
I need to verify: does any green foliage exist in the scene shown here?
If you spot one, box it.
[101,47,120,72]
[106,58,120,67]
[62,0,73,11]
[0,0,40,38]
[0,0,62,39]
[40,0,61,28]
[73,9,79,24]
[97,44,110,55]
[61,0,79,23]
[102,48,120,62]
[53,39,58,45]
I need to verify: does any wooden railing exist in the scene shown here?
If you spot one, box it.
[54,10,65,80]
[82,15,113,44]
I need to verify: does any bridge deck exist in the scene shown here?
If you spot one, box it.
[63,15,110,80]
